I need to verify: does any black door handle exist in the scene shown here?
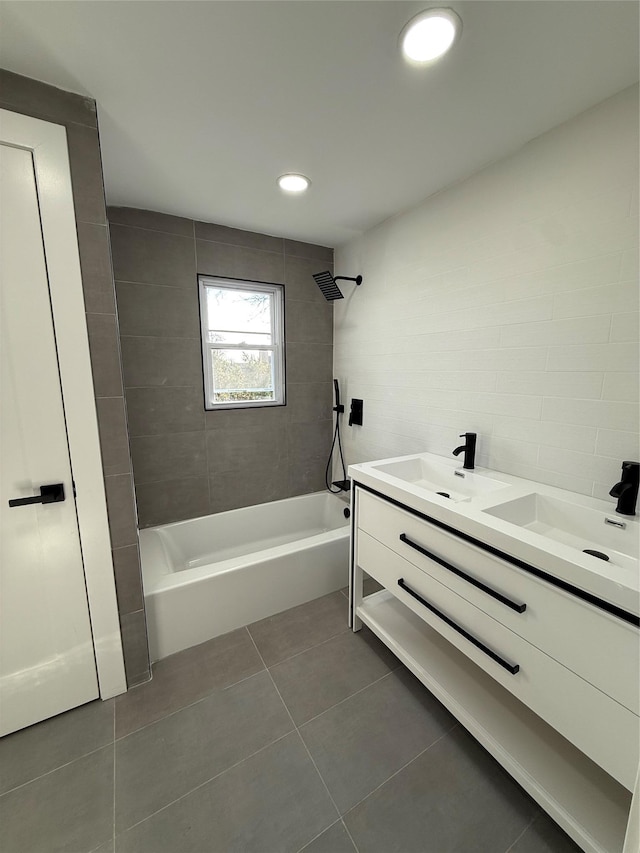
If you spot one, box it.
[8,483,65,507]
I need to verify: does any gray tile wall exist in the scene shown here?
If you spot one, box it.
[0,70,150,687]
[108,207,334,527]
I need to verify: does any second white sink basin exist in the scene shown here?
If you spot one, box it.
[371,455,511,503]
[483,493,639,571]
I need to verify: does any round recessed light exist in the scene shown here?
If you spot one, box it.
[277,173,311,193]
[400,8,461,64]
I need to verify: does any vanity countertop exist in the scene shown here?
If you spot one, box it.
[349,452,640,619]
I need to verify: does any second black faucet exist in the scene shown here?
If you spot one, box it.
[453,432,477,470]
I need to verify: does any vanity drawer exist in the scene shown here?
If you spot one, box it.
[357,529,639,790]
[357,490,639,715]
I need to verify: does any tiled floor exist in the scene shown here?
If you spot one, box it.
[0,585,581,853]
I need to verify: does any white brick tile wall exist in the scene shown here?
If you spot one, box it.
[334,85,639,498]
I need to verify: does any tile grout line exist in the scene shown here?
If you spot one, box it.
[116,604,352,742]
[111,604,402,836]
[295,816,361,853]
[115,729,295,839]
[340,722,460,826]
[107,221,194,239]
[244,627,345,832]
[0,738,114,799]
[250,615,458,849]
[114,665,268,742]
[262,625,351,669]
[340,818,362,853]
[503,813,539,853]
[295,817,343,853]
[297,668,400,730]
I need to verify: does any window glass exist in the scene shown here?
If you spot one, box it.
[199,277,285,409]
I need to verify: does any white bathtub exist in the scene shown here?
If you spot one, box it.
[139,492,350,661]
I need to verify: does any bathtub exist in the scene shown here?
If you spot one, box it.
[139,491,350,661]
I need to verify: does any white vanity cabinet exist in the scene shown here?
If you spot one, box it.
[349,481,640,853]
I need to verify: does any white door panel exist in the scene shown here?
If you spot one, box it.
[0,142,98,736]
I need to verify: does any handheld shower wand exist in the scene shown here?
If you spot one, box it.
[326,379,349,493]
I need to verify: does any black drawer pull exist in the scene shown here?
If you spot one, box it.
[399,533,526,614]
[397,578,520,675]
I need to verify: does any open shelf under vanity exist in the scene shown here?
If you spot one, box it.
[357,590,633,853]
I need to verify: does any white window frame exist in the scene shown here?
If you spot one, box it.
[198,275,286,410]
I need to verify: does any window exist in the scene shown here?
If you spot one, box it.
[198,276,285,409]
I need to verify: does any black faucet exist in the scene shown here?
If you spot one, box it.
[452,432,477,470]
[609,461,639,516]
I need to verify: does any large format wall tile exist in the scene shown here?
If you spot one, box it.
[76,222,117,314]
[109,206,193,236]
[110,224,196,287]
[206,423,288,475]
[286,298,334,344]
[95,397,132,476]
[195,220,283,252]
[284,254,333,302]
[285,238,333,263]
[125,385,205,436]
[120,336,202,388]
[110,206,334,524]
[65,124,108,224]
[196,238,285,282]
[115,281,200,338]
[134,476,210,527]
[131,432,207,484]
[0,69,97,126]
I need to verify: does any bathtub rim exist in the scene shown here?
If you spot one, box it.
[139,490,350,594]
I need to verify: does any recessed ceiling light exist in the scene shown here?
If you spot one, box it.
[277,173,311,193]
[400,8,462,64]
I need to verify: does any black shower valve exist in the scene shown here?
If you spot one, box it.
[349,399,363,426]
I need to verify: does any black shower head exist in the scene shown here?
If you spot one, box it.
[312,271,363,301]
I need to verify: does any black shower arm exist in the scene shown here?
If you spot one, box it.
[334,275,363,285]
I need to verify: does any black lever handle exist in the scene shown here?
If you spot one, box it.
[9,483,65,508]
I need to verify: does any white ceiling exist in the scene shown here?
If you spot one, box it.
[1,1,638,247]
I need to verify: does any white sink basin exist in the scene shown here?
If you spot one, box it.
[371,455,511,503]
[483,493,639,571]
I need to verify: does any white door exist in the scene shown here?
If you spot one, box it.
[0,142,99,736]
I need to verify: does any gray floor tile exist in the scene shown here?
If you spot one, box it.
[344,725,539,853]
[300,667,456,814]
[115,671,293,831]
[0,698,114,795]
[248,591,349,666]
[118,732,338,853]
[90,839,115,853]
[508,813,582,852]
[115,627,264,737]
[341,575,384,598]
[0,746,114,853]
[299,820,357,853]
[364,576,384,595]
[271,626,399,725]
